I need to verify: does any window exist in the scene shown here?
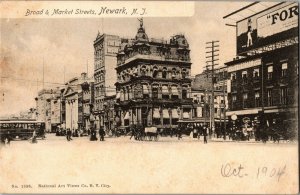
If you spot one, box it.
[152,67,158,78]
[171,68,176,78]
[182,69,187,79]
[253,68,259,78]
[162,85,169,99]
[267,66,273,80]
[162,68,167,79]
[280,87,287,105]
[267,89,273,106]
[171,86,179,99]
[231,72,236,81]
[152,86,158,99]
[200,95,205,103]
[242,71,247,79]
[142,85,149,98]
[242,93,248,108]
[255,91,260,107]
[182,89,187,99]
[281,62,287,77]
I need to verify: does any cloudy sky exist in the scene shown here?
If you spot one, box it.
[0,1,255,116]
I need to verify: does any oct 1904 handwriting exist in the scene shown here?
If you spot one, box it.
[221,163,286,182]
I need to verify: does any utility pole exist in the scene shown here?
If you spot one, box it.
[222,69,227,140]
[205,40,219,137]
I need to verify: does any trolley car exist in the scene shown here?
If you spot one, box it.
[0,119,46,141]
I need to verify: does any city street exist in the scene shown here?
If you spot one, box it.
[0,133,298,194]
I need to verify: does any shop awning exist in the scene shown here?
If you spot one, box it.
[116,92,121,99]
[172,109,179,119]
[162,86,169,95]
[124,112,130,120]
[171,86,179,95]
[89,114,95,122]
[143,85,149,94]
[153,108,160,118]
[183,112,190,119]
[163,109,170,119]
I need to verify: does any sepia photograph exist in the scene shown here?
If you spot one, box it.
[0,1,298,194]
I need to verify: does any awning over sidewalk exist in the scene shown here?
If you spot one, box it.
[124,112,130,120]
[163,109,170,119]
[153,108,160,118]
[172,109,179,119]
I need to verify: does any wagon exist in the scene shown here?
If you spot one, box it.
[144,126,159,141]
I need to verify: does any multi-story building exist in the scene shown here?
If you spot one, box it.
[63,72,92,131]
[93,33,121,129]
[35,89,53,132]
[103,95,116,131]
[224,2,298,134]
[50,87,62,132]
[115,19,193,130]
[191,67,228,129]
[81,80,94,130]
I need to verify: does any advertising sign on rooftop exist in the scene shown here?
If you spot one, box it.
[237,2,298,55]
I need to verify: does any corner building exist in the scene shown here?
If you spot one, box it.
[115,20,193,130]
[224,2,298,133]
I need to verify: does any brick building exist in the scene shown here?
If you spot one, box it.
[224,2,298,136]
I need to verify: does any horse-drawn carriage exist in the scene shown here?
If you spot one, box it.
[144,126,159,141]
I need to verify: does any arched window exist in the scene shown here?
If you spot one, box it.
[162,67,167,79]
[182,69,187,79]
[141,65,147,76]
[152,66,158,78]
[172,68,176,78]
[152,84,159,99]
[162,85,169,99]
[182,86,187,99]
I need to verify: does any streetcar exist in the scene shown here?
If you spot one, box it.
[0,119,46,141]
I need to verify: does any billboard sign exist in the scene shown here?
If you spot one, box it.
[237,2,298,55]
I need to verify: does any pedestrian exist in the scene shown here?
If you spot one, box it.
[5,131,12,145]
[30,130,37,144]
[90,128,97,141]
[193,124,198,139]
[204,126,208,144]
[178,124,183,140]
[66,128,72,141]
[99,127,105,141]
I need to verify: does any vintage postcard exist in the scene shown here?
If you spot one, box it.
[0,1,298,194]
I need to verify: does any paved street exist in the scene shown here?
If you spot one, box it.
[0,133,298,194]
[3,133,297,146]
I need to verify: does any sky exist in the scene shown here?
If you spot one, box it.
[0,1,256,116]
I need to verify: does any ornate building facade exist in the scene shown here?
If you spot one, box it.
[115,19,193,130]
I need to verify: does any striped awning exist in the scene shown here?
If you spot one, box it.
[124,112,130,120]
[183,112,190,119]
[116,92,121,99]
[162,86,169,95]
[143,85,149,94]
[153,108,160,118]
[171,86,179,95]
[163,109,170,119]
[172,109,179,119]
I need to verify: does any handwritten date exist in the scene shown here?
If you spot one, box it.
[221,163,286,181]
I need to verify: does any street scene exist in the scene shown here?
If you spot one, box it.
[1,2,298,146]
[0,1,298,194]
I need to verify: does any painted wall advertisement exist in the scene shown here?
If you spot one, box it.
[236,2,298,54]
